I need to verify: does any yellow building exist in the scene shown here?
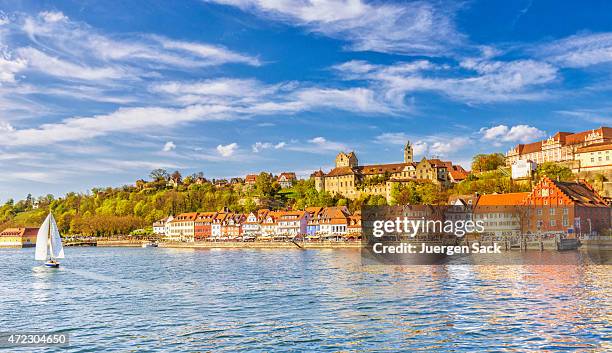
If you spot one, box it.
[506,127,611,166]
[574,142,612,173]
[0,228,39,248]
[312,142,458,201]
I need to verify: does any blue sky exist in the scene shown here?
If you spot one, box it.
[0,0,611,202]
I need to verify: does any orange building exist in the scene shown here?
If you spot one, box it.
[521,177,610,237]
[0,228,39,248]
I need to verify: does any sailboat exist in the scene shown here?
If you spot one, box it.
[35,213,65,268]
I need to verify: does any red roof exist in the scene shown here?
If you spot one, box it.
[0,227,39,237]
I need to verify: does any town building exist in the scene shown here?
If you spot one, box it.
[318,206,351,237]
[474,192,529,240]
[245,174,258,186]
[506,126,612,166]
[276,211,309,235]
[0,228,39,248]
[221,213,245,238]
[511,160,537,180]
[521,177,610,237]
[347,211,362,239]
[305,206,324,236]
[312,142,463,201]
[194,212,216,241]
[574,142,612,173]
[166,212,198,241]
[153,216,173,235]
[277,172,297,188]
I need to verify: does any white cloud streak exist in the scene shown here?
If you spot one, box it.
[206,0,463,56]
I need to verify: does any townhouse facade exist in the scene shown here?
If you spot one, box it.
[166,212,198,241]
[474,193,529,240]
[521,177,610,236]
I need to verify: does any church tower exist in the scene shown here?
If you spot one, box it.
[404,141,413,163]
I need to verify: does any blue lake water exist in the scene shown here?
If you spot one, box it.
[0,247,610,352]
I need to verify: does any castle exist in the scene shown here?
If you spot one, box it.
[311,142,466,201]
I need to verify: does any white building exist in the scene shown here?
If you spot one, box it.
[511,160,536,180]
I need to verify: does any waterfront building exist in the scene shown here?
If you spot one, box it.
[0,228,38,248]
[194,212,217,241]
[574,142,612,173]
[347,211,362,239]
[277,172,297,188]
[318,206,351,237]
[521,177,610,237]
[276,211,309,235]
[221,213,245,238]
[305,206,324,236]
[312,142,462,201]
[243,211,262,236]
[447,194,479,223]
[260,211,281,236]
[153,216,173,235]
[211,212,228,239]
[506,126,612,166]
[474,192,529,240]
[166,213,198,241]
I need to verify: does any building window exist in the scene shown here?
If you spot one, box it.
[550,220,556,226]
[550,208,555,215]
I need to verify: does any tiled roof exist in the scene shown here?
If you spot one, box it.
[576,142,612,153]
[0,227,39,237]
[476,192,529,206]
[550,179,608,206]
[278,172,296,180]
[326,166,357,177]
[511,127,612,155]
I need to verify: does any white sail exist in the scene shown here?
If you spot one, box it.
[35,214,51,261]
[49,214,64,259]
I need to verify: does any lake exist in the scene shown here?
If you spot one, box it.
[0,247,610,352]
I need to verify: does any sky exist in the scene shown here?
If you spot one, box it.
[0,0,612,202]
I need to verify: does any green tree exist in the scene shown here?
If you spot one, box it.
[536,162,574,182]
[472,153,506,173]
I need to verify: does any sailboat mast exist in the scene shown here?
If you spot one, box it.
[47,214,54,261]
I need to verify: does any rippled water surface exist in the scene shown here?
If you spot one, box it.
[0,247,610,352]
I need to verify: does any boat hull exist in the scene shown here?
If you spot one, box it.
[44,261,60,268]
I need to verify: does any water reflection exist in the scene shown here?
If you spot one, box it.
[0,247,609,352]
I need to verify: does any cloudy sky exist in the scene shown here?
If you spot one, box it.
[0,0,611,201]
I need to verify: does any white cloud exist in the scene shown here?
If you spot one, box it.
[429,137,471,155]
[39,11,68,23]
[0,104,234,147]
[0,49,27,83]
[375,132,470,157]
[480,124,545,143]
[14,11,260,83]
[334,58,557,104]
[162,141,176,152]
[206,0,463,56]
[157,37,261,66]
[0,121,14,132]
[252,141,286,152]
[216,142,238,157]
[17,47,126,81]
[537,32,612,68]
[294,87,390,113]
